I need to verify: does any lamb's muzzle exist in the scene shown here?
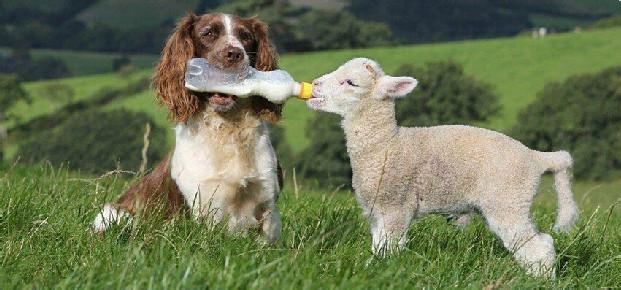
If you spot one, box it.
[309,57,579,278]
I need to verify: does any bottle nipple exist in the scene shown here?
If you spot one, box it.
[298,82,313,100]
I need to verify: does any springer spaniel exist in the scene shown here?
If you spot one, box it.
[92,13,283,244]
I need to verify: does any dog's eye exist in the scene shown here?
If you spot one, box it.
[346,79,359,87]
[239,31,252,41]
[202,28,216,37]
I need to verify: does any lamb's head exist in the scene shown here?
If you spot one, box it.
[307,58,417,116]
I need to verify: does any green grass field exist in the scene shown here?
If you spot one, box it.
[77,0,199,29]
[14,26,620,151]
[0,165,619,288]
[0,47,158,76]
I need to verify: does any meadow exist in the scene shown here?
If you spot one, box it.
[9,26,621,151]
[1,26,621,288]
[0,165,619,288]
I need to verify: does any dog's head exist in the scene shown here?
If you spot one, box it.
[154,12,281,123]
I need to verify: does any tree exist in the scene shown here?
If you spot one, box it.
[394,61,500,127]
[298,61,500,187]
[39,83,75,105]
[0,74,29,161]
[17,110,168,174]
[216,0,395,52]
[268,124,295,171]
[297,114,351,188]
[294,10,393,51]
[511,67,621,180]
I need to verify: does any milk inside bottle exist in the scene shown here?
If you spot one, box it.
[184,58,312,103]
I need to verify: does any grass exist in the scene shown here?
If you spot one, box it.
[76,0,199,29]
[8,71,152,127]
[0,164,619,288]
[8,27,621,151]
[0,47,158,76]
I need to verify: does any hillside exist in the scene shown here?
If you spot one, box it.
[0,48,158,76]
[10,27,621,152]
[76,0,199,29]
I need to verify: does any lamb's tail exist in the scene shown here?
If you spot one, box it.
[538,150,579,232]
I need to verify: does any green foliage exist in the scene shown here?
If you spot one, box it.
[394,61,500,127]
[268,124,296,171]
[350,0,531,43]
[0,74,29,117]
[16,109,167,174]
[590,14,621,30]
[294,10,393,51]
[0,74,28,162]
[0,49,71,81]
[38,83,75,104]
[112,55,131,72]
[511,67,621,180]
[217,0,394,52]
[11,76,151,141]
[297,114,351,188]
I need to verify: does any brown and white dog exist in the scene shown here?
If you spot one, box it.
[92,12,283,244]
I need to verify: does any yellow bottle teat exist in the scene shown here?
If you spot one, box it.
[298,82,313,100]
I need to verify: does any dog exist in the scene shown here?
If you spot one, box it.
[92,13,284,244]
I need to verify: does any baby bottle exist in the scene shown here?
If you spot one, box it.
[184,58,312,103]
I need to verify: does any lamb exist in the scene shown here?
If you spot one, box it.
[306,58,579,277]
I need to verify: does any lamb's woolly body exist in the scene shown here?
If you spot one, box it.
[310,58,579,277]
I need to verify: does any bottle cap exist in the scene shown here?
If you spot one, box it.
[298,82,313,100]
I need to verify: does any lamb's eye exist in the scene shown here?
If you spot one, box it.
[346,79,359,87]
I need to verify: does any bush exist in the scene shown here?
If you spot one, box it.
[297,114,351,188]
[298,61,500,188]
[0,50,71,81]
[590,15,621,30]
[17,110,168,174]
[268,124,295,171]
[39,83,75,104]
[293,10,393,51]
[394,61,500,127]
[511,67,621,180]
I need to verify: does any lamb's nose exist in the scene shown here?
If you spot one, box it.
[312,80,321,86]
[225,47,244,63]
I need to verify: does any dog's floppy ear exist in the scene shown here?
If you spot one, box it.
[153,13,200,123]
[251,18,278,71]
[249,17,282,122]
[374,76,418,99]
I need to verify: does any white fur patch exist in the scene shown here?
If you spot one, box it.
[223,14,243,49]
[91,204,131,233]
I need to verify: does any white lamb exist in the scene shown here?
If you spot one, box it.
[307,58,578,277]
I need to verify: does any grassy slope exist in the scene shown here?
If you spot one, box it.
[76,0,199,29]
[11,27,621,151]
[278,27,621,149]
[0,48,158,76]
[0,165,619,288]
[9,71,152,127]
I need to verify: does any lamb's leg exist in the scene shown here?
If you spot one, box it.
[370,209,412,256]
[482,206,556,277]
[260,206,281,245]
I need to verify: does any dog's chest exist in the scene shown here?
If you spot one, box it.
[171,118,261,192]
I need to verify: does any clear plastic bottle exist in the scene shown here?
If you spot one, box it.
[184,58,312,103]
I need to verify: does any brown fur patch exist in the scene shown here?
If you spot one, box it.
[114,155,185,217]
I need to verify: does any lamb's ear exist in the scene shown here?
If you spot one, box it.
[374,76,418,99]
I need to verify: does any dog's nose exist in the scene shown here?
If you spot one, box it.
[224,47,244,64]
